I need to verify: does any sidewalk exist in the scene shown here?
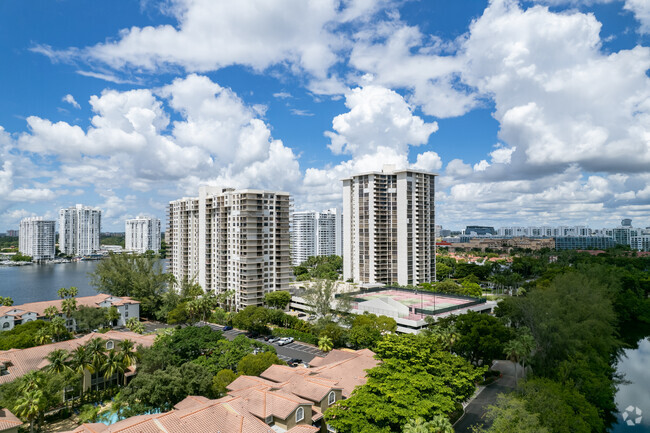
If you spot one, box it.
[454,360,519,432]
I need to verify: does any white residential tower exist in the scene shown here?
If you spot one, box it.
[59,205,102,256]
[167,186,292,310]
[291,208,342,266]
[342,166,436,286]
[125,217,161,253]
[19,217,56,261]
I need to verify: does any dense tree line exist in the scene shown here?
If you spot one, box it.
[293,255,343,281]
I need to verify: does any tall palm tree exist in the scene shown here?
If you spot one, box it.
[504,339,524,387]
[69,346,93,397]
[118,339,136,368]
[20,371,45,393]
[50,316,68,341]
[61,298,78,319]
[45,349,70,374]
[14,389,44,433]
[44,305,59,320]
[102,350,127,387]
[85,338,108,376]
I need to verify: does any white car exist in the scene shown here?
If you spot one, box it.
[277,337,294,346]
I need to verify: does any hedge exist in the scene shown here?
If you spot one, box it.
[271,327,318,345]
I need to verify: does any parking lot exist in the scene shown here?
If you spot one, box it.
[198,322,326,364]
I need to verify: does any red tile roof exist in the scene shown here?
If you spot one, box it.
[0,408,22,431]
[0,295,139,319]
[0,331,154,385]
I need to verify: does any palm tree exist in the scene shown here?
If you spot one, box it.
[61,298,78,319]
[503,339,524,387]
[50,316,68,341]
[45,348,70,374]
[403,417,430,433]
[20,371,46,392]
[35,327,53,345]
[403,415,453,433]
[44,305,59,320]
[126,317,144,334]
[118,339,137,368]
[432,324,458,353]
[69,346,93,397]
[14,389,44,433]
[86,338,107,375]
[105,306,120,327]
[102,350,127,387]
[318,335,334,352]
[428,415,454,433]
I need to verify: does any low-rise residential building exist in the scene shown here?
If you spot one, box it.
[0,331,155,390]
[442,237,555,252]
[0,294,140,332]
[67,348,378,433]
[0,409,21,433]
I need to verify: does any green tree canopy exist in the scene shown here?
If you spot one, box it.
[324,334,483,433]
[264,291,292,309]
[90,252,172,317]
[237,352,284,376]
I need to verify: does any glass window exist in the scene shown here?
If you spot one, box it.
[328,391,336,405]
[296,407,304,422]
[106,341,114,350]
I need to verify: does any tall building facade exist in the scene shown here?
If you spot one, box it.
[342,166,436,286]
[291,208,342,266]
[19,217,56,261]
[125,217,161,253]
[167,186,292,310]
[59,205,101,256]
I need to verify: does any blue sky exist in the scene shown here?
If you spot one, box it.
[1,0,649,231]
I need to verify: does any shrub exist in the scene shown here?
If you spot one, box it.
[271,327,318,345]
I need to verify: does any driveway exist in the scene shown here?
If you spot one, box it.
[454,360,519,432]
[197,322,326,364]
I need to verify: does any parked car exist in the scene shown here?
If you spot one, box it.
[269,337,282,344]
[222,325,233,331]
[278,337,294,346]
[287,358,303,367]
[246,331,259,339]
[307,315,316,321]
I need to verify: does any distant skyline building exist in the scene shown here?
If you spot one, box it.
[464,225,496,236]
[291,208,342,266]
[19,217,56,261]
[342,165,436,286]
[167,186,292,310]
[59,204,102,256]
[6,229,18,237]
[125,216,161,253]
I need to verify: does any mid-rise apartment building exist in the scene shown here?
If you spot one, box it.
[125,216,161,253]
[18,217,56,261]
[167,187,292,310]
[291,208,342,266]
[342,166,436,286]
[59,204,101,256]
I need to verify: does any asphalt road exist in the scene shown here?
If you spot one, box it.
[198,322,327,364]
[454,360,518,432]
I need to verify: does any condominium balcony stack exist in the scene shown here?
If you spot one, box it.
[342,165,436,286]
[167,186,292,310]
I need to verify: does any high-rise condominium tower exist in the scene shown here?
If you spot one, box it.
[125,217,161,253]
[291,208,342,266]
[167,186,292,310]
[19,217,56,261]
[342,166,436,286]
[59,205,102,256]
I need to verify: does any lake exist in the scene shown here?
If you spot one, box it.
[611,338,650,432]
[0,261,100,304]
